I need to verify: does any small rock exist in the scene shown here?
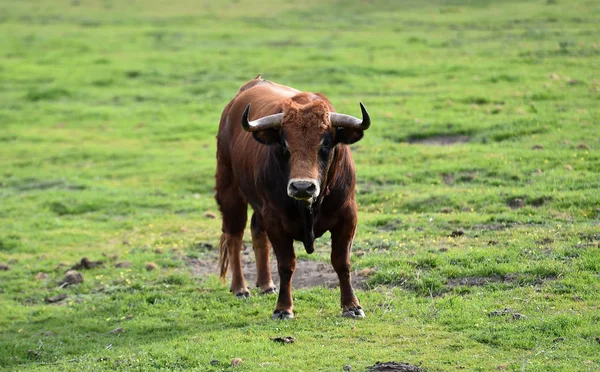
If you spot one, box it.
[271,336,296,344]
[28,349,42,359]
[203,211,217,219]
[511,313,527,320]
[145,262,158,271]
[45,294,67,304]
[110,327,125,334]
[508,198,525,209]
[70,257,104,270]
[230,358,243,367]
[0,263,11,271]
[489,308,514,317]
[115,261,132,268]
[61,270,83,286]
[449,230,464,238]
[35,272,49,280]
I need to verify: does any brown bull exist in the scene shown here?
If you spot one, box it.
[215,75,370,319]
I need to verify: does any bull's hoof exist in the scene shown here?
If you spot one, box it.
[235,290,250,298]
[272,309,294,320]
[260,287,277,295]
[342,306,365,319]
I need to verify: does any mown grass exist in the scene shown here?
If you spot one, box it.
[1,0,599,370]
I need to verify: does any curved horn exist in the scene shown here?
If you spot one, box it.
[241,104,283,132]
[329,102,371,130]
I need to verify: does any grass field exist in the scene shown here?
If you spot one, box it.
[1,0,599,370]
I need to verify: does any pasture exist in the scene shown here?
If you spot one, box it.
[1,0,599,370]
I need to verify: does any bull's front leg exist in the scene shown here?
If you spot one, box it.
[268,231,296,320]
[330,203,365,318]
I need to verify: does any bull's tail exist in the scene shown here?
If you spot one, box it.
[217,233,228,283]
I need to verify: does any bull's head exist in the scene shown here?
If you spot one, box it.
[241,101,370,203]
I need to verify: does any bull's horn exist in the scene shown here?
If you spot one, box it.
[241,104,283,132]
[329,102,370,130]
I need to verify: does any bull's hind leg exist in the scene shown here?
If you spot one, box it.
[250,212,276,294]
[330,203,365,318]
[216,170,249,297]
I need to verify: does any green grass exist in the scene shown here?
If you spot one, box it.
[1,0,599,370]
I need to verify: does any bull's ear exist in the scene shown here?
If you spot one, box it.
[252,129,281,145]
[335,127,364,145]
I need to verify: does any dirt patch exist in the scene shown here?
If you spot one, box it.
[11,179,86,192]
[447,274,556,288]
[187,255,369,290]
[472,223,513,231]
[367,361,423,371]
[507,197,525,209]
[409,135,469,145]
[376,219,403,232]
[447,275,517,288]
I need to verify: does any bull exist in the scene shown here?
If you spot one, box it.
[215,75,370,319]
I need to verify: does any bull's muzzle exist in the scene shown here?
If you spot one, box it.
[287,179,319,201]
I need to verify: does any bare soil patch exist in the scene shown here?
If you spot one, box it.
[367,361,423,371]
[409,135,470,145]
[447,275,517,288]
[187,254,369,290]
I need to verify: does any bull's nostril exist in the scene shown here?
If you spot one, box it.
[289,180,318,199]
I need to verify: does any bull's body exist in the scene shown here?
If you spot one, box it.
[215,75,366,319]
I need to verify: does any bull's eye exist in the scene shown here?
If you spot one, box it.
[319,135,332,155]
[281,139,290,156]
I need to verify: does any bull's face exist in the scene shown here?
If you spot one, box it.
[242,101,370,203]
